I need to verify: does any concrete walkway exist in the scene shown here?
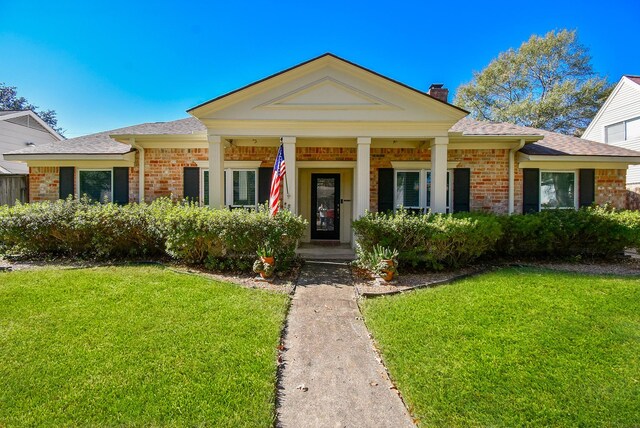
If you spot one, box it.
[277,261,415,428]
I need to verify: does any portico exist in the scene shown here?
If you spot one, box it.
[189,54,464,243]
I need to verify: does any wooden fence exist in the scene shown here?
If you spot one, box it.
[0,175,28,206]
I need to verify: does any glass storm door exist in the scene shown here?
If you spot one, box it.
[311,173,340,240]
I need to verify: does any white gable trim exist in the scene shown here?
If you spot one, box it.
[583,77,640,137]
[188,54,467,120]
[0,110,64,141]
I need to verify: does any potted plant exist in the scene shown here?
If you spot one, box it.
[372,245,399,282]
[253,245,275,279]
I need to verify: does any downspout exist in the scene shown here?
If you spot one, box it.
[129,137,145,203]
[508,138,525,214]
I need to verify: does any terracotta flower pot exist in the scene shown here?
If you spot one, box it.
[380,259,395,282]
[260,256,275,279]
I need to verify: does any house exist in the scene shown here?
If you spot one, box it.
[0,110,64,205]
[582,75,640,208]
[4,54,640,244]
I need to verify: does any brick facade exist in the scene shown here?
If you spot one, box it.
[142,148,209,201]
[595,169,627,209]
[29,166,59,201]
[369,147,431,211]
[26,148,633,212]
[297,147,357,162]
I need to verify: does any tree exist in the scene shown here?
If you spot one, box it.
[454,30,612,136]
[0,83,64,135]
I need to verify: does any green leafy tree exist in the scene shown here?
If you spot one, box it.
[454,30,612,136]
[0,83,64,135]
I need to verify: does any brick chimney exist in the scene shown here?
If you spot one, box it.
[428,83,449,103]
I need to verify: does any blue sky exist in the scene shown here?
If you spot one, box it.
[1,0,639,137]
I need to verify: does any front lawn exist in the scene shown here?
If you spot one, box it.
[361,268,640,427]
[0,266,289,427]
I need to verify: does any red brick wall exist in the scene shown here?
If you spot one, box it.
[296,147,357,161]
[26,149,631,213]
[29,166,59,201]
[227,146,277,164]
[142,148,209,201]
[368,148,514,214]
[369,147,431,211]
[595,169,627,209]
[450,149,511,214]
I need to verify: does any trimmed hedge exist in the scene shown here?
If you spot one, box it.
[353,207,640,271]
[496,206,638,259]
[352,209,502,270]
[0,198,307,273]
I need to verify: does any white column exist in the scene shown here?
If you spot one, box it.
[430,136,449,213]
[356,137,371,217]
[282,136,296,214]
[208,134,225,208]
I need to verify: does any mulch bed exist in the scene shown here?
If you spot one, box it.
[353,256,640,297]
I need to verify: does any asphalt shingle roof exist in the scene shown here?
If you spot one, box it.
[451,118,640,157]
[5,115,639,159]
[5,117,205,155]
[625,75,640,85]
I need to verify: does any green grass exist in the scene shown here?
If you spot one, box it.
[0,266,289,427]
[361,268,640,427]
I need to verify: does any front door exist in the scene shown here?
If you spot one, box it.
[311,173,340,240]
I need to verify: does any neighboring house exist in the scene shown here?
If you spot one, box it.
[583,75,640,208]
[5,54,640,244]
[0,110,64,205]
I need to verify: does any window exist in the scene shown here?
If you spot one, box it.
[79,170,112,202]
[395,171,420,209]
[395,169,452,213]
[201,169,257,208]
[540,171,576,209]
[605,117,640,143]
[231,170,256,207]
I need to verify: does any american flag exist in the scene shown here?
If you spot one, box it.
[269,144,287,216]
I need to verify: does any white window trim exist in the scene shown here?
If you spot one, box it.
[539,170,578,210]
[200,168,258,208]
[226,168,258,208]
[394,169,453,213]
[77,168,113,202]
[604,116,640,143]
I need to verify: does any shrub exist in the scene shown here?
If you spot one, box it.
[0,198,164,258]
[159,203,306,272]
[353,207,640,271]
[0,199,307,273]
[497,206,636,259]
[352,209,502,270]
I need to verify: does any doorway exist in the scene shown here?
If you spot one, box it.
[311,173,340,240]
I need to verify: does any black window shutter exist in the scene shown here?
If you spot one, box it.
[59,167,75,199]
[523,168,540,213]
[258,167,272,206]
[579,169,595,208]
[112,167,130,205]
[183,167,200,202]
[453,168,471,212]
[377,168,394,213]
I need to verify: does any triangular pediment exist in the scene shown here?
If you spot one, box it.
[257,77,400,111]
[189,54,468,126]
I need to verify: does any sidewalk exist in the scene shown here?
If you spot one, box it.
[277,261,414,427]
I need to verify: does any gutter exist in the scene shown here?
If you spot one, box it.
[508,139,525,214]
